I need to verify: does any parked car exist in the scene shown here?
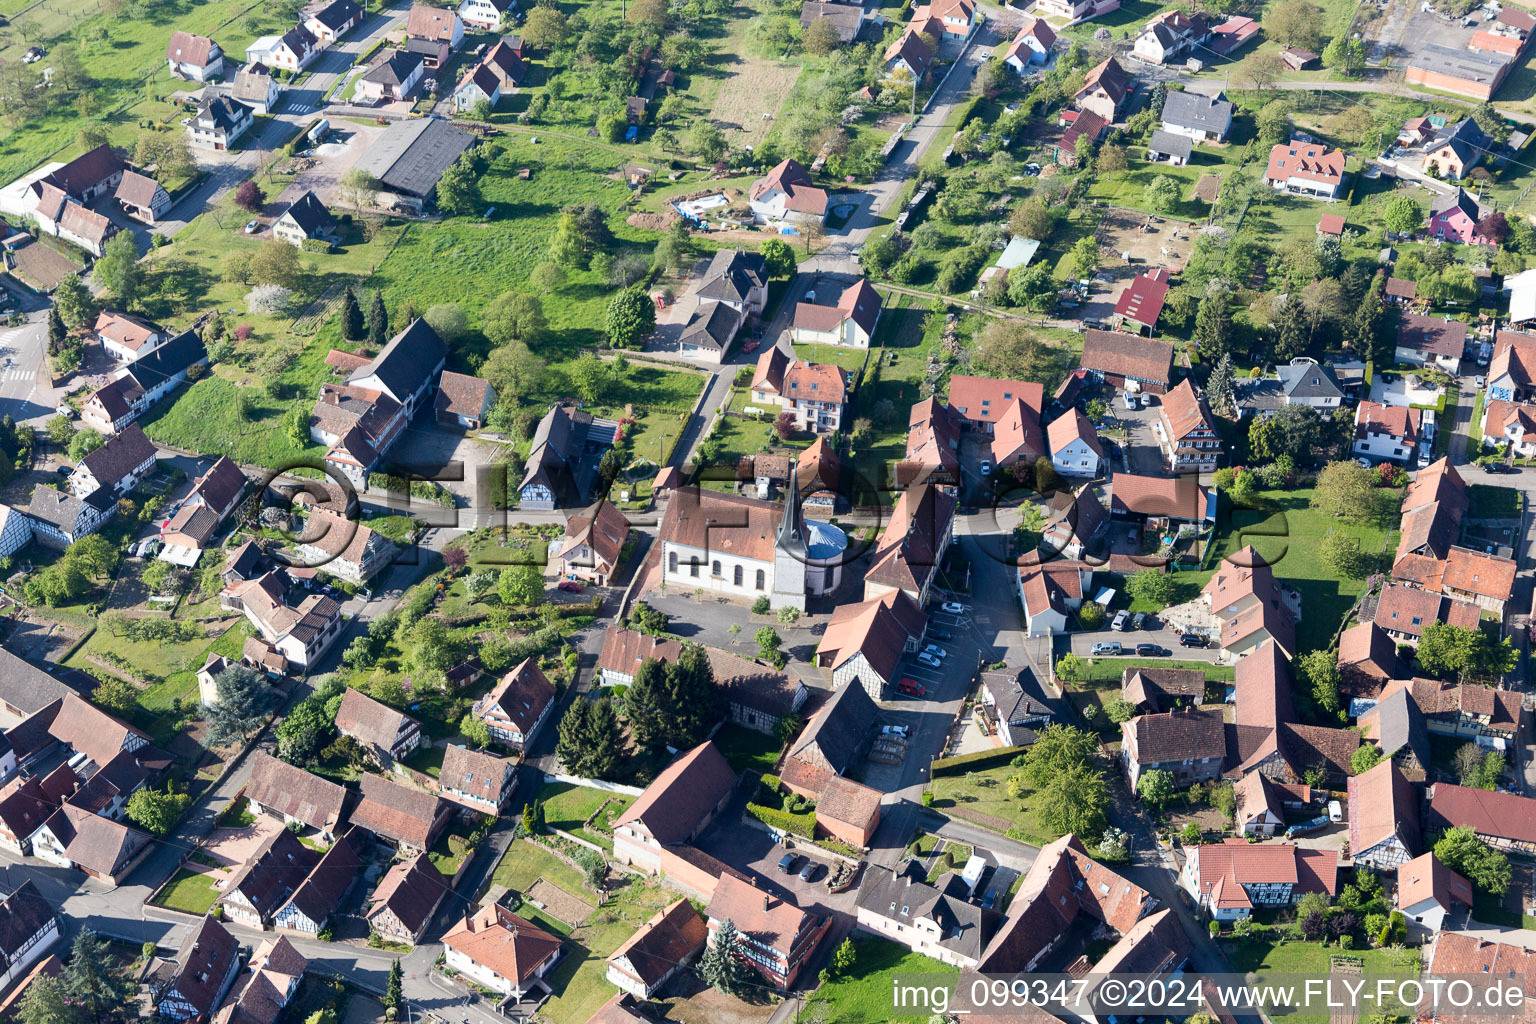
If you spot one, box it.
[1134,643,1166,657]
[1355,457,1372,468]
[1179,633,1211,648]
[244,220,260,234]
[1110,610,1131,631]
[931,629,953,642]
[1475,375,1486,389]
[979,459,993,476]
[897,678,925,696]
[916,652,942,669]
[941,601,967,614]
[923,644,947,659]
[23,46,44,63]
[1122,391,1138,410]
[1090,641,1123,656]
[557,581,583,593]
[778,853,800,873]
[1327,799,1343,822]
[1130,612,1147,630]
[798,860,819,882]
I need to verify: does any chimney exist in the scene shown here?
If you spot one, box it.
[763,895,771,912]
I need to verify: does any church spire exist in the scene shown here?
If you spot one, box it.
[777,463,805,555]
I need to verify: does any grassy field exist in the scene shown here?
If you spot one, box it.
[927,763,1055,846]
[802,938,958,1023]
[1059,657,1235,683]
[714,722,783,774]
[538,879,681,1024]
[429,822,480,877]
[1469,483,1522,519]
[534,782,635,841]
[1207,486,1396,653]
[490,838,595,904]
[152,869,220,915]
[1222,941,1420,1024]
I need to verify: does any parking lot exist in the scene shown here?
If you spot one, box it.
[693,801,860,920]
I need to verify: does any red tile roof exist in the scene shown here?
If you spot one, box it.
[1264,142,1345,187]
[1112,271,1170,328]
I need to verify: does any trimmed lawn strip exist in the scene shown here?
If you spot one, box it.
[536,782,634,837]
[714,722,783,775]
[803,937,958,1023]
[927,764,1056,847]
[490,838,595,906]
[536,880,680,1024]
[152,869,219,915]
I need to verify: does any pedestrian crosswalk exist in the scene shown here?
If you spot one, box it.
[1,369,33,382]
[0,327,28,345]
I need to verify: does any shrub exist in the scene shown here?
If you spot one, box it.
[299,238,333,253]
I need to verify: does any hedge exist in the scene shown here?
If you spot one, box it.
[930,745,1028,778]
[746,802,816,839]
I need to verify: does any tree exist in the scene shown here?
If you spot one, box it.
[1477,211,1511,245]
[1036,762,1109,837]
[1311,460,1392,524]
[1264,0,1323,50]
[802,15,839,53]
[1208,352,1238,418]
[521,4,568,48]
[1137,768,1176,807]
[46,414,76,449]
[384,960,403,1012]
[1144,175,1181,214]
[1020,723,1096,789]
[498,565,544,606]
[126,786,190,836]
[830,937,856,977]
[1350,743,1383,775]
[698,919,753,994]
[1435,826,1511,894]
[1062,237,1099,282]
[1193,285,1233,359]
[556,695,626,779]
[483,341,546,397]
[63,930,130,1024]
[1298,647,1342,719]
[1322,35,1366,76]
[95,232,141,308]
[1319,529,1372,579]
[759,238,796,278]
[570,354,609,405]
[66,534,115,579]
[605,287,656,348]
[234,180,264,213]
[436,161,483,216]
[367,290,389,347]
[1455,742,1490,786]
[458,713,492,748]
[687,121,726,162]
[1417,622,1517,682]
[404,617,462,677]
[773,411,796,440]
[276,695,336,766]
[338,168,380,212]
[1125,569,1175,607]
[625,645,723,750]
[206,664,277,744]
[342,287,365,340]
[485,291,552,348]
[755,625,783,663]
[425,303,468,343]
[18,975,78,1024]
[530,262,565,292]
[54,275,97,329]
[69,429,104,463]
[974,320,1046,380]
[249,239,301,289]
[1383,194,1423,236]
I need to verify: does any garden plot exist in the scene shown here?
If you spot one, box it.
[1094,206,1193,272]
[707,57,803,148]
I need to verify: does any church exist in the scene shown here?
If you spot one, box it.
[657,466,847,610]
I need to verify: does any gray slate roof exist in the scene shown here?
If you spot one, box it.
[0,649,75,717]
[353,117,475,198]
[1276,359,1345,401]
[855,861,1002,961]
[1148,129,1193,160]
[1161,89,1232,134]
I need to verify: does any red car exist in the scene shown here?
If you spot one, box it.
[557,581,584,593]
[742,340,760,353]
[897,678,925,697]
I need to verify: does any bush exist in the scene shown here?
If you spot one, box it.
[299,238,334,253]
[930,745,1028,777]
[745,801,815,838]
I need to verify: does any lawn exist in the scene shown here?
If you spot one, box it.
[429,822,480,877]
[1222,940,1421,1023]
[151,869,220,915]
[404,745,446,778]
[802,937,958,1023]
[490,838,595,905]
[535,782,636,839]
[1207,486,1396,653]
[1058,657,1235,683]
[927,764,1056,846]
[714,722,783,774]
[537,879,681,1024]
[1469,484,1522,519]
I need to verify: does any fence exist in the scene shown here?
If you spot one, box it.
[541,771,644,797]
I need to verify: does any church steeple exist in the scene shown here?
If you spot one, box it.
[776,463,805,555]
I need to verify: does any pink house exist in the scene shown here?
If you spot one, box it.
[1429,188,1492,245]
